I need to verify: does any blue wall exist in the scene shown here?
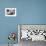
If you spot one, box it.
[0,0,46,44]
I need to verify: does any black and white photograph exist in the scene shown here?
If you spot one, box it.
[18,24,46,46]
[5,8,16,17]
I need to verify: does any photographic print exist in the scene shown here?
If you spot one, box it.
[5,8,16,17]
[18,24,46,46]
[18,24,46,41]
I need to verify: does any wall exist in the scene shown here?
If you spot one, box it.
[0,0,46,44]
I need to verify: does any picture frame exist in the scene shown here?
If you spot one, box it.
[5,8,16,17]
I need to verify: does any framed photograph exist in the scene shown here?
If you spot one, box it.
[5,8,16,17]
[18,24,46,42]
